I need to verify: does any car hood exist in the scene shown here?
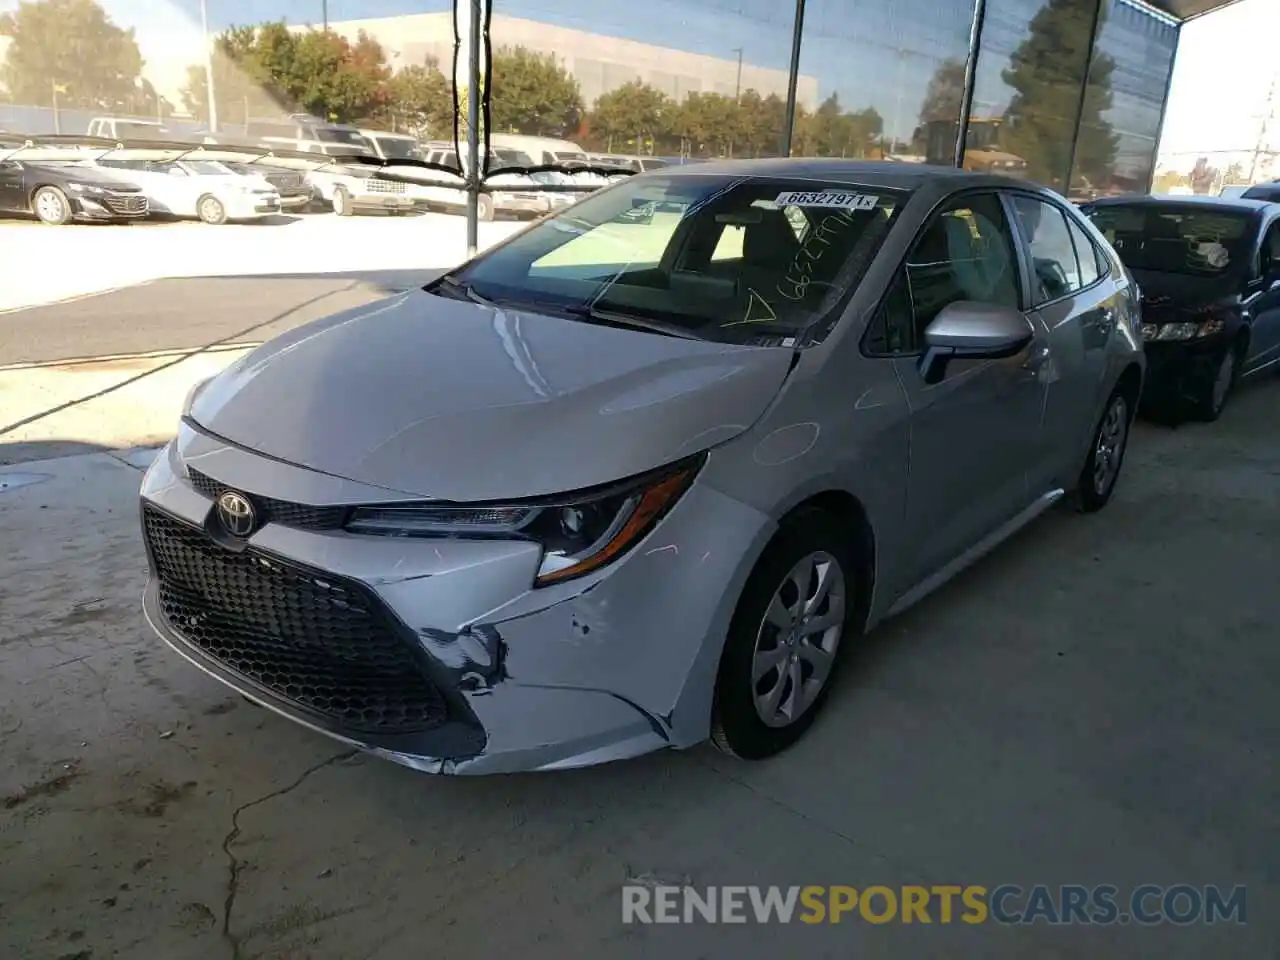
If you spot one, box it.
[36,164,138,187]
[189,290,795,501]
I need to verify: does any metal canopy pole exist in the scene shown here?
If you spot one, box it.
[465,0,483,257]
[955,0,987,169]
[780,0,806,156]
[1064,0,1105,192]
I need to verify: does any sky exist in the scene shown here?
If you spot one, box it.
[1,0,1274,165]
[1157,0,1280,165]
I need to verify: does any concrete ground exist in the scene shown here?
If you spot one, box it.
[1,276,1278,958]
[0,211,520,314]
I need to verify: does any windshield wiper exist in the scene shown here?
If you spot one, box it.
[429,275,493,306]
[556,303,706,340]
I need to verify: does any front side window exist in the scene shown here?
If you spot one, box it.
[453,176,906,346]
[876,192,1020,354]
[1012,196,1083,304]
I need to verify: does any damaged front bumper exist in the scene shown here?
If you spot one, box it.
[138,425,772,774]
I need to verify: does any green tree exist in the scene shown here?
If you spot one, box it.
[378,59,452,138]
[917,58,967,126]
[1000,0,1117,188]
[489,45,583,137]
[794,94,883,158]
[0,0,142,110]
[180,22,392,126]
[589,80,672,152]
[736,89,786,157]
[673,91,743,157]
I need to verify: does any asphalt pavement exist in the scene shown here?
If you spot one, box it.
[0,271,441,368]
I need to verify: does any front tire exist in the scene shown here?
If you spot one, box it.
[332,187,353,217]
[1193,341,1242,422]
[1071,388,1131,513]
[710,509,862,761]
[197,195,227,225]
[33,186,72,225]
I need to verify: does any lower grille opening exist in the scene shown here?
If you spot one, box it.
[144,507,447,734]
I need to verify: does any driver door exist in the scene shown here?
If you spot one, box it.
[886,191,1048,588]
[0,160,25,211]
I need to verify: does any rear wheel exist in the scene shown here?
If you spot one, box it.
[197,194,227,225]
[33,186,72,225]
[710,509,862,760]
[1071,388,1131,513]
[477,194,495,222]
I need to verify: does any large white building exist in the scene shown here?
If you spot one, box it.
[317,12,819,113]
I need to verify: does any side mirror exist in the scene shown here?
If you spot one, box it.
[918,301,1034,385]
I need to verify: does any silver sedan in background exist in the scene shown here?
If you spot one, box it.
[139,160,1144,774]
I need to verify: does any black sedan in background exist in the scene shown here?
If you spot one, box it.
[0,158,149,225]
[1082,195,1280,421]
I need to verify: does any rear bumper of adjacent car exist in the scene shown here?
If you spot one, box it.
[493,192,551,216]
[352,193,415,211]
[137,427,770,774]
[278,194,312,209]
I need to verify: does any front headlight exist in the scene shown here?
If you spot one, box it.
[66,182,105,195]
[1141,318,1226,341]
[345,455,705,586]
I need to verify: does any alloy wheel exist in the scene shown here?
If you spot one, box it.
[751,551,846,729]
[35,190,66,223]
[1092,395,1128,496]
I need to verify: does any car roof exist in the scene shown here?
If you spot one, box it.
[1085,193,1273,214]
[656,157,1040,193]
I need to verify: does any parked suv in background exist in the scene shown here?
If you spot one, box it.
[140,162,1143,775]
[207,115,372,160]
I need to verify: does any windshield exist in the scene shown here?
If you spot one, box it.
[1085,204,1254,276]
[115,122,167,139]
[315,127,366,145]
[372,137,421,160]
[183,160,233,176]
[453,175,904,345]
[494,149,537,168]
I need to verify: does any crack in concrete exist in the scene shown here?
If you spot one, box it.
[220,749,357,960]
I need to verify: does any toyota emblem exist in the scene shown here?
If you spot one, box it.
[216,490,257,537]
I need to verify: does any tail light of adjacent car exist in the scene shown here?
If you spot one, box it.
[344,454,706,586]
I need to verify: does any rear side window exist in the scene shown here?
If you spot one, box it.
[1012,196,1082,305]
[1066,216,1102,287]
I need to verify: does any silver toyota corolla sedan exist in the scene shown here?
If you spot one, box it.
[140,159,1145,774]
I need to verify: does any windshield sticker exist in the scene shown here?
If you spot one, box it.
[1195,241,1230,268]
[775,190,878,211]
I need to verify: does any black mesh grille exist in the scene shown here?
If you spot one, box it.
[144,507,448,734]
[187,467,348,530]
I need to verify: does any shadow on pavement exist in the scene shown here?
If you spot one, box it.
[0,271,444,367]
